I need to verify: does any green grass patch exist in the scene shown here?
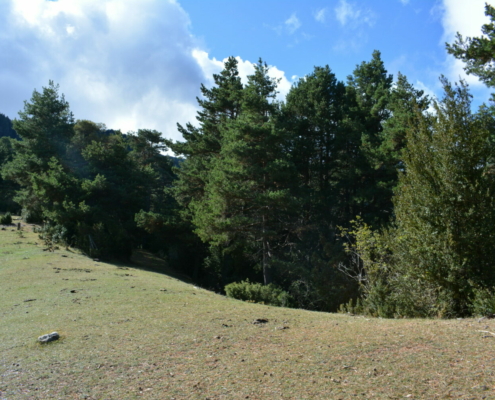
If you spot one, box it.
[1,218,494,399]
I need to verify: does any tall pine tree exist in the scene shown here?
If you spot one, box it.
[191,60,297,285]
[2,81,74,221]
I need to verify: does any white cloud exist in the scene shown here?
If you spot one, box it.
[415,80,439,113]
[192,49,224,85]
[335,0,357,25]
[314,8,327,23]
[0,0,295,142]
[0,0,205,141]
[268,65,294,101]
[441,0,489,87]
[66,24,76,36]
[285,13,301,34]
[441,0,487,42]
[399,0,410,5]
[334,0,375,28]
[191,51,293,103]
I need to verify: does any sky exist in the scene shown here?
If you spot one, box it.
[0,0,492,143]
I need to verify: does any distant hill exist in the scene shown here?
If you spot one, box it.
[0,113,20,140]
[168,155,183,168]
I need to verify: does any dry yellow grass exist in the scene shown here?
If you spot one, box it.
[1,218,495,399]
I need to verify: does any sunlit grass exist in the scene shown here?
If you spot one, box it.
[1,217,494,399]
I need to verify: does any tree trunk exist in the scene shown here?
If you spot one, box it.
[262,213,272,285]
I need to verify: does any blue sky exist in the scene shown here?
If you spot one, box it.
[0,0,492,142]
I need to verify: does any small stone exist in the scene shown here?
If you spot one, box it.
[38,332,60,343]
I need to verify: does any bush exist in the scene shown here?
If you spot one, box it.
[21,207,43,223]
[38,223,69,248]
[470,286,495,317]
[225,279,292,307]
[0,212,12,225]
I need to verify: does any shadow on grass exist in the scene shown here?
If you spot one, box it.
[111,249,194,285]
[17,217,195,286]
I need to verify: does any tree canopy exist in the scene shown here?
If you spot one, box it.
[2,29,495,317]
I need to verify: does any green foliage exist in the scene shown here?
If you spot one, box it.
[21,207,43,223]
[341,78,495,318]
[9,51,485,317]
[2,82,182,260]
[0,136,20,212]
[469,286,495,317]
[339,217,397,317]
[169,52,433,309]
[0,212,12,225]
[2,81,74,219]
[391,78,495,316]
[0,113,19,140]
[171,58,299,286]
[167,56,243,215]
[38,223,69,248]
[196,60,297,285]
[225,279,291,307]
[446,4,495,92]
[339,297,364,314]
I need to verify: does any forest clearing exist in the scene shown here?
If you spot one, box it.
[1,220,494,400]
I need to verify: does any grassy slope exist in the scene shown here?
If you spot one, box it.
[1,219,494,400]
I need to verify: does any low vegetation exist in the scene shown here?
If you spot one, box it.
[0,211,12,225]
[1,220,495,399]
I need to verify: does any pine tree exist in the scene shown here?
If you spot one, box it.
[284,66,346,221]
[2,81,74,221]
[345,50,394,225]
[192,60,297,285]
[0,114,19,140]
[371,72,430,217]
[168,57,243,215]
[281,66,356,308]
[0,137,20,212]
[391,78,495,315]
[446,4,495,91]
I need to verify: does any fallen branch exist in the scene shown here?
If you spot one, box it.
[478,330,495,337]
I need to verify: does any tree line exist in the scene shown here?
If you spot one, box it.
[2,6,495,317]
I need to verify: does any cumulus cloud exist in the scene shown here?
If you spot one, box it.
[0,0,208,141]
[314,8,327,23]
[441,0,489,87]
[192,50,293,102]
[285,13,301,34]
[0,0,295,141]
[334,0,375,27]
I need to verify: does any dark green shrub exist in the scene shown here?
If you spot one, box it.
[470,286,495,317]
[225,279,292,307]
[0,212,12,225]
[21,207,43,223]
[38,223,69,247]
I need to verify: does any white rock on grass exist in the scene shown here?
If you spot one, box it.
[38,332,60,343]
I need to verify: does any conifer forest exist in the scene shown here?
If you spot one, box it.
[3,5,495,318]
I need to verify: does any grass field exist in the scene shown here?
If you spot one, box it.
[1,218,495,399]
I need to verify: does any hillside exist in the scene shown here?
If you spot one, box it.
[1,218,494,399]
